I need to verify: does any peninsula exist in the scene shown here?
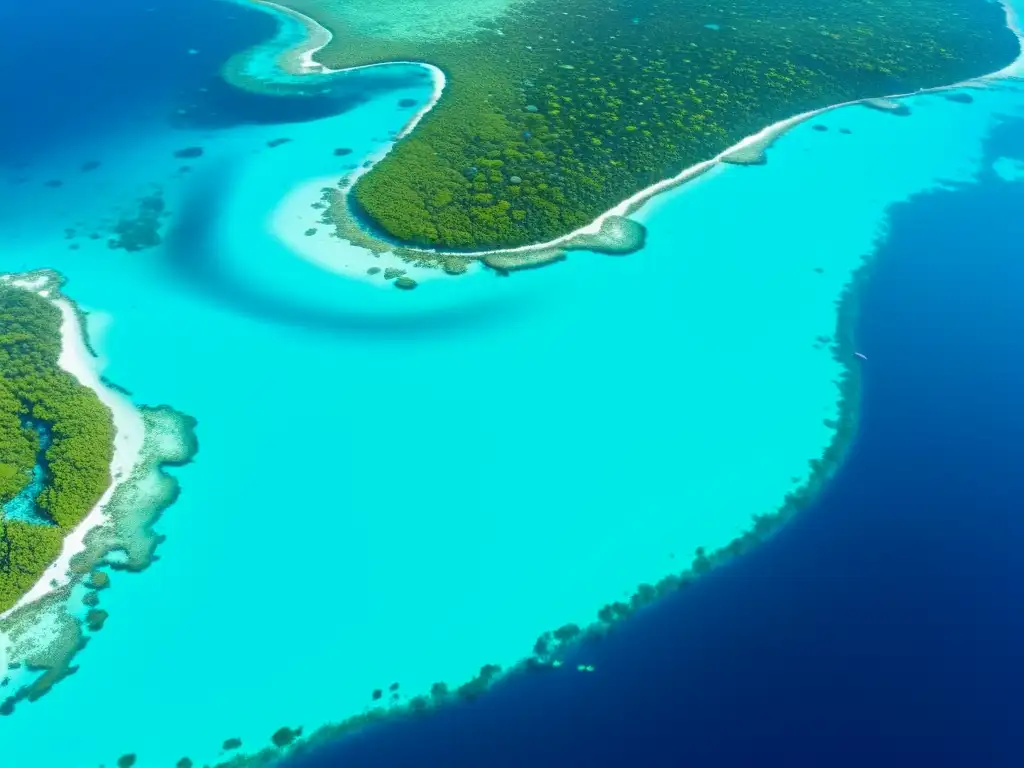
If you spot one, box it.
[241,0,1017,260]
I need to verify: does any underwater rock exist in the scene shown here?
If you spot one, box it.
[721,145,767,165]
[565,215,646,255]
[44,179,63,188]
[222,738,242,751]
[398,98,417,108]
[271,726,303,748]
[441,255,470,275]
[367,267,381,275]
[266,137,292,148]
[117,754,137,768]
[80,160,101,172]
[304,227,317,236]
[430,682,449,698]
[108,192,165,252]
[86,609,109,632]
[484,247,565,272]
[175,759,193,768]
[812,124,829,132]
[333,147,353,156]
[87,570,110,590]
[861,97,911,116]
[944,92,974,104]
[839,128,852,135]
[173,146,204,159]
[394,276,418,290]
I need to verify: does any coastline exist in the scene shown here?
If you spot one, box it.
[269,176,476,285]
[240,0,1024,268]
[0,276,144,622]
[243,0,446,144]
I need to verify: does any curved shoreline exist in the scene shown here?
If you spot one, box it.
[242,0,447,145]
[239,0,1024,268]
[0,273,144,622]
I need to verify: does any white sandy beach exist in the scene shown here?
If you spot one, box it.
[270,176,473,283]
[0,282,145,622]
[242,0,1024,264]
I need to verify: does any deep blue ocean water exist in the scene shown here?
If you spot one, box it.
[1,0,1023,765]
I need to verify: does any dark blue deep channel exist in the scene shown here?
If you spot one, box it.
[283,119,1024,768]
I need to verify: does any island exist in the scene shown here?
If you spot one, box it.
[0,278,114,612]
[233,0,1017,265]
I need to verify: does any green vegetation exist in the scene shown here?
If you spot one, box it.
[274,0,1017,251]
[0,282,114,612]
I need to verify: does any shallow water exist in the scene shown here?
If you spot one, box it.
[285,113,1024,768]
[0,0,1022,766]
[1,424,51,524]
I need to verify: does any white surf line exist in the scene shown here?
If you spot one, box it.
[0,285,145,622]
[245,0,1023,261]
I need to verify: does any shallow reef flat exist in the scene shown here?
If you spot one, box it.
[242,0,1017,258]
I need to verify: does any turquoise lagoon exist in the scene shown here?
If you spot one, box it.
[1,0,1023,765]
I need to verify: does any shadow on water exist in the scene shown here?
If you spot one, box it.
[162,159,535,338]
[170,67,429,131]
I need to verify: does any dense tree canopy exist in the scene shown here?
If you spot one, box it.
[279,0,1018,251]
[0,283,114,611]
